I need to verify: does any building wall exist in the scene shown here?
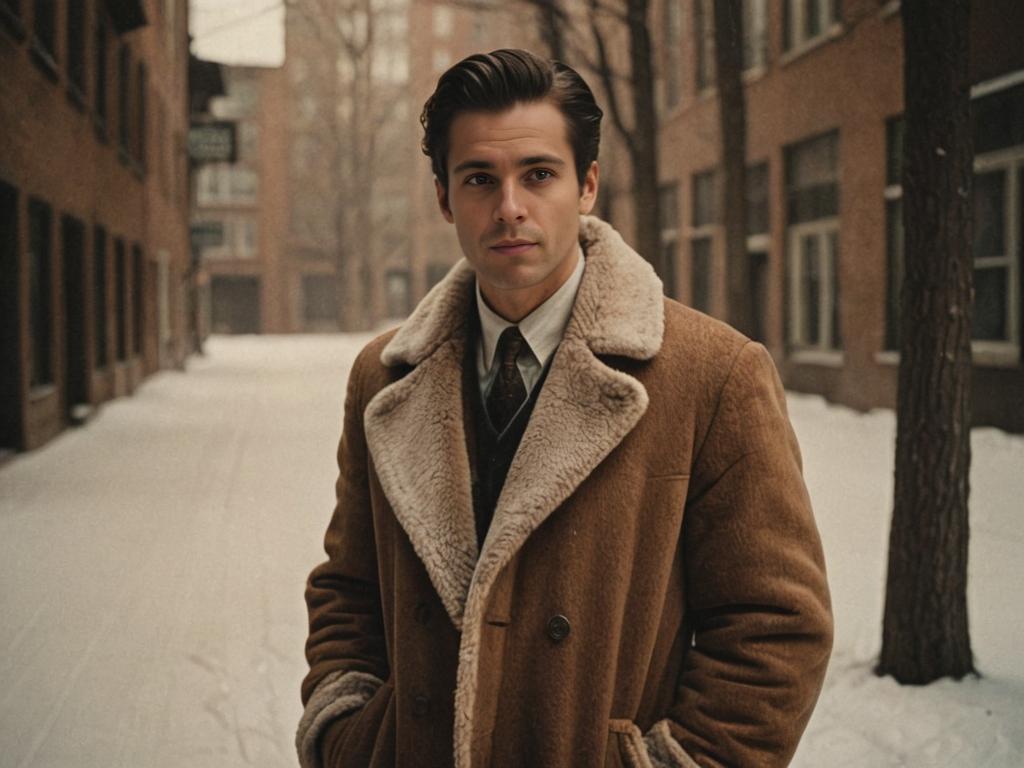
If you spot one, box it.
[646,0,1024,432]
[194,65,289,335]
[0,0,191,452]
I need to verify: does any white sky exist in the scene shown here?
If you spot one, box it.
[190,0,286,67]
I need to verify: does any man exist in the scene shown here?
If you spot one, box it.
[297,49,832,768]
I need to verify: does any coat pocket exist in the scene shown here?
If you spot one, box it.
[606,719,654,768]
[324,680,395,768]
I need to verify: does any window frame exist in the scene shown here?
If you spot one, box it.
[787,217,841,357]
[972,148,1023,363]
[689,169,717,313]
[28,197,55,388]
[783,0,840,58]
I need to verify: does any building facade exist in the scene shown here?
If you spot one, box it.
[1,0,193,454]
[192,65,289,335]
[645,0,1024,431]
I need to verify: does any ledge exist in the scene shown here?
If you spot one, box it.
[789,349,845,368]
[779,24,843,68]
[29,37,60,83]
[28,383,57,403]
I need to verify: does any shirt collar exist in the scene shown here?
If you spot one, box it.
[476,243,585,370]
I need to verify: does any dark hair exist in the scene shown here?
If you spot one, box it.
[420,49,603,194]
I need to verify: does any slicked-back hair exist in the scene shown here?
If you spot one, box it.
[420,49,603,194]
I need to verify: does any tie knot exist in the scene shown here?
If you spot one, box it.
[495,326,526,367]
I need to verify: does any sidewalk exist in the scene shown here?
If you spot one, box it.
[0,335,373,768]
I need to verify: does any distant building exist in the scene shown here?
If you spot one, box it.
[641,0,1024,431]
[192,65,290,335]
[0,0,193,453]
[283,0,532,331]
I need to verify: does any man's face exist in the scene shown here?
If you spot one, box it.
[435,99,599,320]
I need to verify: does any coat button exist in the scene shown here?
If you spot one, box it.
[546,614,571,642]
[414,601,432,625]
[412,693,431,718]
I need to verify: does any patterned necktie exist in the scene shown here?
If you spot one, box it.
[486,326,528,433]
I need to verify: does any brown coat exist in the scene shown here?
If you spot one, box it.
[297,216,832,768]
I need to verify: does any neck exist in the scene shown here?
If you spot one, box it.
[479,247,580,323]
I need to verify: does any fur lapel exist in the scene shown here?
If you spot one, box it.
[363,216,664,632]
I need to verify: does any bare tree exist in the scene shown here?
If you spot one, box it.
[287,0,411,329]
[712,0,753,337]
[585,0,663,279]
[878,0,975,684]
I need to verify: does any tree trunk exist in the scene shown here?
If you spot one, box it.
[713,0,753,336]
[538,0,566,61]
[625,0,663,281]
[878,0,975,685]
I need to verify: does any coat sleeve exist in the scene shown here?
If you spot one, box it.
[643,341,833,768]
[295,347,390,768]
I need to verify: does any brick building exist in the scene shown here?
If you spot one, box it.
[1,0,193,453]
[639,0,1024,431]
[192,65,289,335]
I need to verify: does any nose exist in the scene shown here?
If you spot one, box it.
[494,178,527,224]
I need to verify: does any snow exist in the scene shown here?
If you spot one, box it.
[1,335,1021,767]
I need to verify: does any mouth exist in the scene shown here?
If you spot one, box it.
[489,241,537,255]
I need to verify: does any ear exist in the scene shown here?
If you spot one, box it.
[578,161,599,215]
[434,177,454,223]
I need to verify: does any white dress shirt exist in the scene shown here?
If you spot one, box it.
[475,244,585,400]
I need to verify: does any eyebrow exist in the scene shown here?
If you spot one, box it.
[451,154,567,176]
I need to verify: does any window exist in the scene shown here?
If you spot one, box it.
[32,0,56,61]
[115,238,127,362]
[433,48,451,73]
[197,165,258,205]
[132,245,144,356]
[432,6,453,38]
[746,162,770,342]
[884,117,904,350]
[239,122,259,160]
[694,0,714,92]
[199,217,259,260]
[136,61,147,166]
[746,162,770,237]
[786,130,840,352]
[94,11,108,131]
[28,198,54,387]
[1,0,22,28]
[302,275,338,328]
[118,44,131,153]
[385,270,410,318]
[784,0,839,52]
[743,0,768,71]
[229,167,258,202]
[94,226,108,367]
[662,0,682,111]
[690,170,717,313]
[67,0,85,95]
[885,82,1024,360]
[659,183,680,298]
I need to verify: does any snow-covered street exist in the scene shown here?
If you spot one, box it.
[1,335,1022,767]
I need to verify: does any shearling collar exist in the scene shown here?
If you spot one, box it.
[380,215,664,367]
[364,214,664,636]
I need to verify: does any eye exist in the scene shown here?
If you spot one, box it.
[529,169,554,182]
[465,174,492,186]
